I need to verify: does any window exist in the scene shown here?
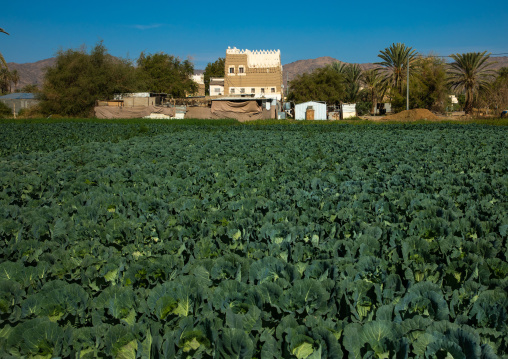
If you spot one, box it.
[214,88,221,93]
[251,88,255,94]
[240,88,245,93]
[238,66,244,74]
[230,88,235,94]
[229,66,235,74]
[261,88,265,94]
[271,88,276,93]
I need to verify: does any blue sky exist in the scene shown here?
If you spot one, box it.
[2,0,507,69]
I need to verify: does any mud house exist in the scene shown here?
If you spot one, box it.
[224,47,283,100]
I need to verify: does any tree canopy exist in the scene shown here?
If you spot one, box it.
[136,52,196,97]
[287,67,345,105]
[203,57,225,95]
[40,42,138,117]
[447,51,494,114]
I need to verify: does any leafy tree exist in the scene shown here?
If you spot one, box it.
[0,99,11,117]
[17,83,39,93]
[136,52,197,97]
[447,51,494,114]
[478,66,508,114]
[409,56,448,112]
[288,67,345,105]
[40,42,138,117]
[376,43,418,95]
[203,57,225,95]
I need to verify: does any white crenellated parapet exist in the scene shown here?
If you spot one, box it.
[226,47,281,69]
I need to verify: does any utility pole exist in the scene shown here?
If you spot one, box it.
[407,57,409,111]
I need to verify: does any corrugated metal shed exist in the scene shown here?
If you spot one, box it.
[0,93,36,100]
[294,101,327,120]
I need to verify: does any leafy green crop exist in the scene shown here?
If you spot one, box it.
[0,122,507,358]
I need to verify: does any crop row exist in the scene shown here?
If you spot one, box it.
[0,124,507,358]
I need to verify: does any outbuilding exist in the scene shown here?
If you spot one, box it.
[0,93,39,115]
[294,101,327,120]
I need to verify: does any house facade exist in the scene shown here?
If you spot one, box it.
[224,47,283,100]
[209,77,225,96]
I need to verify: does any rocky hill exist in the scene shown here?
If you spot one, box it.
[6,58,56,90]
[282,56,379,87]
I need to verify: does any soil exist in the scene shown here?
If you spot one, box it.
[380,109,441,121]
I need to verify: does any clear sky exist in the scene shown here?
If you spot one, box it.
[2,0,507,69]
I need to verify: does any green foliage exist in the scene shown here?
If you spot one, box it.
[39,41,138,117]
[288,67,345,105]
[136,52,197,97]
[448,51,495,114]
[0,122,507,357]
[410,56,449,112]
[377,42,419,94]
[0,100,11,117]
[356,101,372,116]
[203,57,225,95]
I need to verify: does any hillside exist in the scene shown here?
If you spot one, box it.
[6,58,56,90]
[282,57,379,87]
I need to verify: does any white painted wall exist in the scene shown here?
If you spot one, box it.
[295,101,327,120]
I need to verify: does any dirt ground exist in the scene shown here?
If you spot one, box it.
[361,109,448,121]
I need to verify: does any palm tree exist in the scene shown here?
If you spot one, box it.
[376,43,418,94]
[0,68,10,93]
[447,51,495,114]
[362,69,387,115]
[9,69,19,92]
[329,62,363,102]
[0,27,9,70]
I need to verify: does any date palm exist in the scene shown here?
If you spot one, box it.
[0,27,9,70]
[447,51,494,114]
[362,69,387,115]
[329,62,363,102]
[376,43,418,94]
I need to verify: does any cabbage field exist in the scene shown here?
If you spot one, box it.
[0,121,507,358]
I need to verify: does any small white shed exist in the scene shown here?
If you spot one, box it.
[294,101,327,120]
[342,103,357,119]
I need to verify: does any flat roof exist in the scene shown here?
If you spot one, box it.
[0,93,36,100]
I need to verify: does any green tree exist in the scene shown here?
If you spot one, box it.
[329,62,363,103]
[447,51,494,114]
[0,68,10,93]
[17,83,39,93]
[40,42,138,117]
[362,69,387,115]
[288,67,345,105]
[479,66,508,114]
[136,52,197,97]
[203,57,225,95]
[410,56,448,112]
[376,43,418,95]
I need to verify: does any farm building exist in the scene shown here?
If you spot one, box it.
[295,101,327,120]
[0,93,39,115]
[224,47,283,100]
[209,78,225,96]
[342,103,357,119]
